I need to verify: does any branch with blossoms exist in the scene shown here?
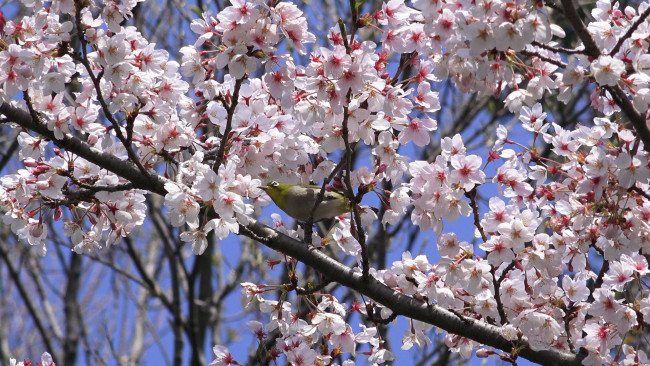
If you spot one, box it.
[241,218,584,365]
[3,0,650,365]
[0,104,168,196]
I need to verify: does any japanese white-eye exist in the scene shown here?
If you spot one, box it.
[261,181,350,222]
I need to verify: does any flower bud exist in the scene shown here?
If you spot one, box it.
[87,134,98,146]
[476,349,494,358]
[54,206,63,221]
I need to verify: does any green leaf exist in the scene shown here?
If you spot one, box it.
[190,6,204,16]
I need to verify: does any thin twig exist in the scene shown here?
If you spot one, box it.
[610,6,650,56]
[213,78,244,173]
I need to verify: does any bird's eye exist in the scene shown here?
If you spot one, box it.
[270,181,279,187]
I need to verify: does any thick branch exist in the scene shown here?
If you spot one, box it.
[242,219,584,366]
[603,85,650,150]
[63,253,82,365]
[0,103,167,195]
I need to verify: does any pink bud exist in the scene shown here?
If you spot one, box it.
[54,206,62,221]
[476,349,494,358]
[87,134,98,145]
[32,166,51,176]
[456,288,469,296]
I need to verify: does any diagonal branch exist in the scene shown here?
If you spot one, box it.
[609,6,650,56]
[241,220,584,366]
[0,103,168,195]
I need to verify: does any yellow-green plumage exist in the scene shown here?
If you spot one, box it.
[261,181,350,222]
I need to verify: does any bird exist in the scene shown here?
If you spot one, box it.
[260,181,350,222]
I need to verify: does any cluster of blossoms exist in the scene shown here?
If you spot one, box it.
[210,283,396,365]
[1,0,650,363]
[384,135,486,234]
[231,116,650,364]
[370,102,650,364]
[0,1,180,254]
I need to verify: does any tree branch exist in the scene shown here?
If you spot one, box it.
[0,103,168,195]
[241,219,584,366]
[609,6,650,56]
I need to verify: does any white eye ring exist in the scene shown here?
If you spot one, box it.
[270,181,279,187]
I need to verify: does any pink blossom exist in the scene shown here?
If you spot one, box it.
[397,117,437,146]
[449,154,485,191]
[209,345,236,366]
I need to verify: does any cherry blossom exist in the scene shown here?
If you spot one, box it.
[591,55,625,86]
